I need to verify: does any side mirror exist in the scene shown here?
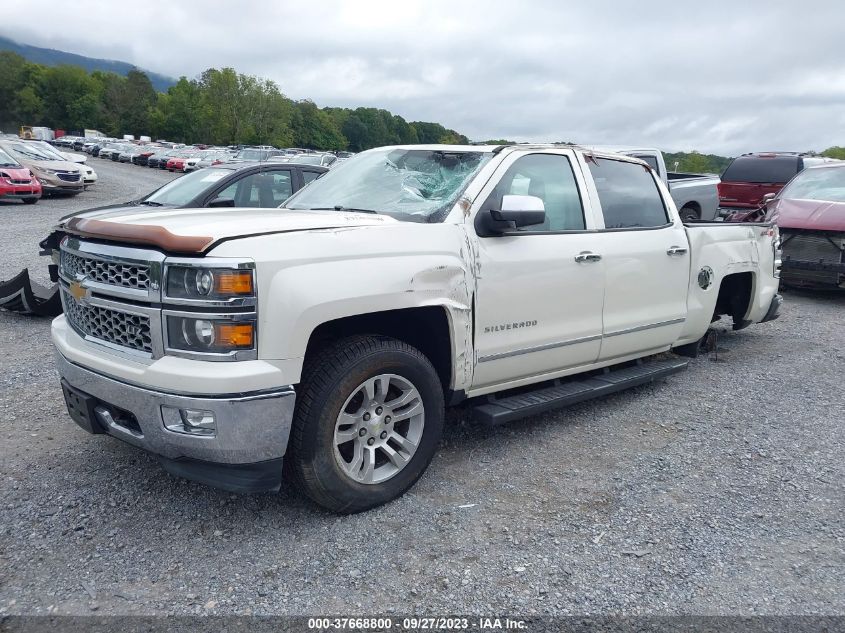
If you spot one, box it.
[207,197,235,208]
[476,194,546,236]
[761,192,777,205]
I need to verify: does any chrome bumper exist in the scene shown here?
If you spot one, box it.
[56,353,295,490]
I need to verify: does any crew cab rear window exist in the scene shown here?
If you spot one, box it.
[721,156,799,184]
[587,157,669,229]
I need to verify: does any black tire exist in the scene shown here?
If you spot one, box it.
[287,335,445,513]
[679,206,699,222]
[22,197,38,205]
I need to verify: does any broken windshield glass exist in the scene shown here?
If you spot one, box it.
[284,148,492,222]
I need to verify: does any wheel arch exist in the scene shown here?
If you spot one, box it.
[303,306,456,395]
[713,270,755,330]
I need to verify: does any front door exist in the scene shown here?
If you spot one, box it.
[471,150,606,390]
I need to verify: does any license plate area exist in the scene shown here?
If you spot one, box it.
[61,379,105,434]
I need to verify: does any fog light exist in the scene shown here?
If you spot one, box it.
[162,406,216,436]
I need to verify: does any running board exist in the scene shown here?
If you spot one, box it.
[471,358,689,426]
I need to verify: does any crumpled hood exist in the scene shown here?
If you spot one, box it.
[62,207,397,254]
[769,197,845,232]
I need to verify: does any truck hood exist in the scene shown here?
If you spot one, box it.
[768,197,845,232]
[62,207,398,254]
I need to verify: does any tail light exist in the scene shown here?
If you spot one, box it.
[772,225,781,278]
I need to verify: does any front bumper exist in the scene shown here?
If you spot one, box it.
[0,187,41,199]
[41,180,84,193]
[56,352,296,492]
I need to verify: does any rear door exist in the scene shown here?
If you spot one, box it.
[582,155,690,361]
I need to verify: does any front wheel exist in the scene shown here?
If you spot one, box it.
[22,197,38,205]
[287,336,445,513]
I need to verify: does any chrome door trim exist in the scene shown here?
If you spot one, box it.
[603,317,686,339]
[478,334,602,363]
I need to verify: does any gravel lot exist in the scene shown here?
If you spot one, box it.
[0,159,842,617]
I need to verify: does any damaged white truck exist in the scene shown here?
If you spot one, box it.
[52,144,782,512]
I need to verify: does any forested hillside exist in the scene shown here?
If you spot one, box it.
[0,51,467,150]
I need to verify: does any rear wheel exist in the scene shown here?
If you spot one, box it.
[679,206,699,222]
[287,335,445,513]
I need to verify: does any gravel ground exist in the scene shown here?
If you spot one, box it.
[0,160,843,617]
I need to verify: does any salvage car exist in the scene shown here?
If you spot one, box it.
[0,147,41,204]
[761,163,845,289]
[21,140,97,186]
[0,140,84,196]
[49,144,781,512]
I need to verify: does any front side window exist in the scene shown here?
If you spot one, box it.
[487,153,585,231]
[143,168,232,206]
[268,170,293,203]
[216,171,290,207]
[302,170,322,184]
[587,157,669,229]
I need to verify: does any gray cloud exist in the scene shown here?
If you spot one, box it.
[4,0,844,154]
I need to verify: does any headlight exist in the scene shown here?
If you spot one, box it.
[35,166,57,175]
[166,316,255,354]
[165,266,254,301]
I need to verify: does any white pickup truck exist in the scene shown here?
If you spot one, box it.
[52,144,782,512]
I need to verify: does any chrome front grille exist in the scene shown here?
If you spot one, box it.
[61,250,151,290]
[62,289,153,354]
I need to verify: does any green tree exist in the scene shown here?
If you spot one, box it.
[821,146,845,160]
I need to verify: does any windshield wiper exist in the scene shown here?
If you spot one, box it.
[139,200,164,206]
[307,205,378,214]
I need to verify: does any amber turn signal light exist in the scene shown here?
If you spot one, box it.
[214,270,254,295]
[215,323,255,348]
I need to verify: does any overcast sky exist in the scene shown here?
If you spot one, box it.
[3,1,844,155]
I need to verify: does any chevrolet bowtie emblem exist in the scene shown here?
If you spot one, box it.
[69,280,90,302]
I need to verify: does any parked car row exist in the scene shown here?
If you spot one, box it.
[0,135,100,203]
[62,136,354,174]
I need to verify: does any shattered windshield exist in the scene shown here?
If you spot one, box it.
[284,148,492,221]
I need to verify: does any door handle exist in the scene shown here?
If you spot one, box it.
[666,246,688,256]
[574,251,602,263]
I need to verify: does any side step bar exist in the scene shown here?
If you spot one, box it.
[471,358,689,426]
